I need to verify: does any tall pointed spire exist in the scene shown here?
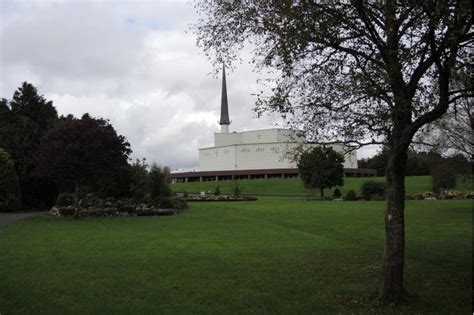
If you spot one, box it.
[219,63,230,131]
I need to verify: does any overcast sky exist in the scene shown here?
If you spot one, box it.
[0,0,377,171]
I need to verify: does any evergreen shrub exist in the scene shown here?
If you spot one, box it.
[56,193,76,207]
[431,164,457,192]
[0,149,21,212]
[332,188,342,198]
[344,189,358,201]
[361,181,386,200]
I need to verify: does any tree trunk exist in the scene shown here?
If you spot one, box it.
[320,187,324,199]
[377,152,408,304]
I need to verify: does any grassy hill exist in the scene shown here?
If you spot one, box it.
[171,175,472,196]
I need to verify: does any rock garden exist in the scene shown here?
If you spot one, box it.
[50,193,188,218]
[177,184,258,202]
[183,193,258,202]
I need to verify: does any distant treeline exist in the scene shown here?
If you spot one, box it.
[358,149,471,177]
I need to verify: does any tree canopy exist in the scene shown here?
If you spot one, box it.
[129,159,172,201]
[35,114,132,196]
[0,83,58,179]
[297,146,344,198]
[149,164,172,199]
[0,83,59,208]
[195,1,471,149]
[358,149,471,177]
[10,82,58,135]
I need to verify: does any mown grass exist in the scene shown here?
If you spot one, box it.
[0,198,471,314]
[171,175,472,196]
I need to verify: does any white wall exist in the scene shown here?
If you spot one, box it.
[213,129,303,147]
[234,143,295,170]
[276,129,304,142]
[199,142,294,171]
[199,128,358,171]
[240,129,278,144]
[214,132,242,146]
[199,145,236,171]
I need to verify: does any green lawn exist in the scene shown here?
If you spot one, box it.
[171,175,472,196]
[0,198,471,313]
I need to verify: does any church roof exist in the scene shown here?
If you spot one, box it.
[219,64,230,125]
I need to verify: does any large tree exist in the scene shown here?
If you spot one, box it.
[194,0,472,303]
[0,83,59,208]
[0,83,58,179]
[297,146,344,198]
[35,114,132,197]
[0,148,21,212]
[10,82,58,135]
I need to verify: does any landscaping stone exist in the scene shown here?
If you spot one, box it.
[50,195,187,218]
[49,207,60,217]
[185,194,257,202]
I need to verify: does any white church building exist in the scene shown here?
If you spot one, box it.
[199,128,358,172]
[169,66,374,183]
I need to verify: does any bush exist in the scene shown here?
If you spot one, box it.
[344,189,357,201]
[465,191,474,199]
[170,197,188,210]
[75,186,93,200]
[214,185,221,196]
[371,195,386,201]
[149,164,172,199]
[118,204,135,213]
[158,197,175,209]
[130,158,149,201]
[439,190,464,200]
[158,197,188,210]
[232,182,241,197]
[56,193,76,207]
[431,164,457,192]
[58,206,75,216]
[332,188,342,198]
[361,181,386,200]
[410,192,425,200]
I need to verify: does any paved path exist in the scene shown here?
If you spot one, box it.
[0,211,47,228]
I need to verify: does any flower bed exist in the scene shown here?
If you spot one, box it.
[406,191,474,200]
[50,194,188,218]
[185,194,257,202]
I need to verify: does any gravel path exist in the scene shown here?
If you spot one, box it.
[0,211,47,228]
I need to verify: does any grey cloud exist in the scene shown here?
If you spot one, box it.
[2,3,140,81]
[0,0,333,171]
